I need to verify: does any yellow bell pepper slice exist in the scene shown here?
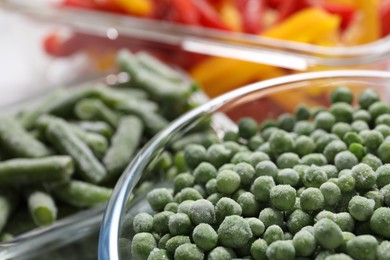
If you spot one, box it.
[114,0,152,16]
[218,0,242,32]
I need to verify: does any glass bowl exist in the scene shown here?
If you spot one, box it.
[98,70,390,259]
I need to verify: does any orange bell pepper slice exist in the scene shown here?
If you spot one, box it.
[114,0,153,16]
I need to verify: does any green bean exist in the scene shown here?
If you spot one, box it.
[103,116,143,179]
[0,156,73,186]
[0,189,17,233]
[74,98,120,128]
[51,180,112,208]
[75,121,113,139]
[45,119,106,184]
[27,189,57,226]
[0,116,50,158]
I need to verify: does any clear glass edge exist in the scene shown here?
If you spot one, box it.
[3,0,390,69]
[98,70,390,260]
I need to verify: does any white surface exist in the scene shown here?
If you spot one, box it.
[0,10,88,107]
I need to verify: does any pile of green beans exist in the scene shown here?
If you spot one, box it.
[0,50,197,241]
[129,87,390,260]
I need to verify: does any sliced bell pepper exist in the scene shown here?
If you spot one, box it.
[192,0,231,30]
[114,0,153,16]
[234,0,265,34]
[316,2,356,30]
[349,0,380,44]
[64,0,125,13]
[276,0,310,22]
[169,0,199,25]
[219,0,242,31]
[381,0,390,37]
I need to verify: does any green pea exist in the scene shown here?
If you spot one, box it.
[381,183,390,207]
[303,165,327,188]
[277,168,299,186]
[153,211,174,234]
[351,163,376,191]
[301,153,328,166]
[166,235,191,254]
[360,130,384,151]
[375,124,390,138]
[184,144,206,169]
[218,163,235,172]
[348,196,375,221]
[278,113,296,132]
[158,234,172,249]
[376,114,390,126]
[248,135,265,151]
[295,135,316,157]
[147,248,170,260]
[334,151,358,171]
[346,235,378,260]
[223,130,239,142]
[270,185,296,211]
[364,190,384,209]
[205,179,218,195]
[377,241,390,260]
[174,173,195,193]
[330,102,353,123]
[237,192,260,217]
[330,86,353,104]
[177,200,194,215]
[320,165,338,179]
[323,140,347,163]
[192,223,218,251]
[334,212,355,232]
[376,164,390,189]
[294,121,315,136]
[331,122,352,139]
[179,188,203,202]
[164,202,179,213]
[287,209,313,234]
[231,151,252,164]
[315,210,335,223]
[314,218,343,249]
[250,238,268,260]
[378,141,390,163]
[207,144,232,168]
[238,117,258,139]
[276,152,300,169]
[216,170,241,194]
[311,106,327,118]
[247,218,265,237]
[370,207,390,238]
[361,152,382,171]
[193,162,217,185]
[348,143,365,161]
[260,119,279,131]
[269,130,294,155]
[234,162,255,186]
[368,101,390,120]
[266,240,295,260]
[320,182,341,206]
[311,129,327,142]
[293,230,317,257]
[174,243,204,260]
[208,246,236,260]
[207,193,223,205]
[147,188,173,212]
[168,213,192,235]
[263,224,284,245]
[337,173,356,193]
[343,132,363,146]
[351,120,369,132]
[259,207,284,228]
[131,233,157,260]
[358,88,380,109]
[217,215,253,248]
[133,213,154,233]
[325,254,353,260]
[189,199,215,225]
[255,160,278,178]
[251,176,275,202]
[314,111,336,131]
[300,187,325,211]
[353,109,371,123]
[261,126,278,141]
[215,197,242,223]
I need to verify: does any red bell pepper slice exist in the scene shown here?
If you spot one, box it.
[316,2,356,30]
[192,0,231,30]
[170,0,199,25]
[381,0,390,37]
[277,0,310,22]
[63,0,124,13]
[235,0,265,34]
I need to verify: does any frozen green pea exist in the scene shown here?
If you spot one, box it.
[325,254,353,260]
[323,140,347,163]
[177,200,194,215]
[261,126,278,141]
[337,173,356,193]
[216,170,240,194]
[238,192,260,217]
[334,212,355,232]
[363,154,383,171]
[375,124,390,137]
[331,122,352,139]
[293,230,316,257]
[303,166,327,188]
[157,234,171,249]
[295,135,316,157]
[223,131,238,142]
[164,202,179,213]
[251,176,275,202]
[287,209,313,234]
[207,193,223,205]
[277,168,299,186]
[334,151,358,171]
[174,173,195,193]
[370,207,390,238]
[368,101,390,120]
[311,106,327,118]
[351,120,369,132]
[231,151,251,164]
[174,243,204,260]
[179,188,203,202]
[266,240,295,260]
[238,117,258,139]
[320,165,338,179]
[314,218,343,249]
[301,153,328,166]
[248,135,265,151]
[270,185,296,211]
[215,197,242,223]
[131,232,157,260]
[378,141,390,163]
[153,211,174,234]
[218,163,235,172]
[193,162,217,185]
[184,144,206,169]
[255,160,278,178]
[217,215,252,248]
[234,162,255,186]
[314,111,336,131]
[300,187,325,211]
[168,213,192,235]
[315,210,335,223]
[247,218,265,237]
[294,121,315,136]
[348,143,365,160]
[360,130,384,151]
[208,247,236,260]
[259,207,283,228]
[205,179,218,195]
[338,231,356,253]
[250,238,268,260]
[284,232,293,240]
[223,141,243,155]
[263,224,283,245]
[381,183,390,206]
[330,102,353,123]
[320,182,341,206]
[133,213,153,233]
[348,196,375,221]
[351,163,376,191]
[330,86,353,104]
[346,235,378,260]
[248,151,271,167]
[353,109,371,123]
[278,113,296,132]
[269,130,294,155]
[193,185,206,198]
[207,144,232,168]
[165,235,191,254]
[311,129,327,142]
[376,114,390,126]
[343,131,363,146]
[377,241,390,260]
[359,88,380,109]
[147,188,173,212]
[376,164,390,188]
[296,104,311,121]
[189,199,215,225]
[336,191,359,213]
[276,153,300,169]
[364,191,384,209]
[147,248,170,260]
[192,223,218,251]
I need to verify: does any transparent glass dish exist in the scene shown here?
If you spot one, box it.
[2,0,390,71]
[98,70,390,259]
